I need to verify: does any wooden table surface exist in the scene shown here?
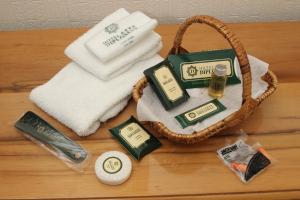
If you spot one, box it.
[0,22,300,200]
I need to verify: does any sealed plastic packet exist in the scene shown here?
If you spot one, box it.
[15,111,90,172]
[217,133,273,183]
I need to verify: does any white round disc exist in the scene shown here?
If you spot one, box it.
[95,151,132,185]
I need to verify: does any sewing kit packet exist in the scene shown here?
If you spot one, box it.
[175,99,226,128]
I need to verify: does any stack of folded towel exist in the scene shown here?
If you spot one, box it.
[30,8,164,136]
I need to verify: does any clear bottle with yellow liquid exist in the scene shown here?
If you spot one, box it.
[208,64,227,98]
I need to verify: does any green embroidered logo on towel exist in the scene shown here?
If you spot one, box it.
[105,23,119,34]
[103,24,138,47]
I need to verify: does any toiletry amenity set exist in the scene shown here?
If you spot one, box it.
[15,9,278,184]
[134,16,277,143]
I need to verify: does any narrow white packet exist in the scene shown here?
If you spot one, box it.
[86,11,158,63]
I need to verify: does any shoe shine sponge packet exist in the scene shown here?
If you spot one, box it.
[109,116,161,160]
[168,49,241,89]
[217,135,273,183]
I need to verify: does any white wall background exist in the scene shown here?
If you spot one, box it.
[1,0,300,30]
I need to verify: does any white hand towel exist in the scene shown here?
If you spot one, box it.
[65,8,162,80]
[105,41,162,78]
[86,11,158,62]
[30,55,163,136]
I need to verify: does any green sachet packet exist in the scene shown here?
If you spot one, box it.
[175,99,226,128]
[109,116,161,160]
[144,60,190,110]
[167,49,241,89]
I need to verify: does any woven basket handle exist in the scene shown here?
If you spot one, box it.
[168,16,252,103]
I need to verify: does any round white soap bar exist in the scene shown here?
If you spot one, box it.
[95,151,132,185]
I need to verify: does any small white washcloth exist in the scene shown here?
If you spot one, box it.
[65,8,162,80]
[137,55,269,134]
[86,11,158,62]
[30,55,163,136]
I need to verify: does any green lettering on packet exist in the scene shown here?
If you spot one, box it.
[175,99,226,128]
[167,49,241,88]
[109,116,161,160]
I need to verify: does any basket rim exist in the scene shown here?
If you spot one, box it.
[132,69,277,143]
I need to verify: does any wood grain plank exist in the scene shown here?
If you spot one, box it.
[0,82,299,199]
[0,82,299,141]
[1,22,300,200]
[91,190,300,200]
[0,22,300,93]
[0,132,300,199]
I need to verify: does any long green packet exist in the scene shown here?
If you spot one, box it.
[168,49,241,89]
[175,99,226,128]
[109,116,161,160]
[15,111,90,172]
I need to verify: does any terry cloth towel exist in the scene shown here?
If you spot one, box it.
[85,11,158,63]
[65,8,162,80]
[137,55,269,135]
[30,55,163,137]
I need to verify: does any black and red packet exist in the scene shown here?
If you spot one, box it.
[217,138,272,183]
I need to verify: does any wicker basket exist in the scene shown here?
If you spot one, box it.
[132,15,278,144]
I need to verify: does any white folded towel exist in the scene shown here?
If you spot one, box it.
[65,8,162,80]
[30,55,163,136]
[105,41,162,78]
[86,11,158,62]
